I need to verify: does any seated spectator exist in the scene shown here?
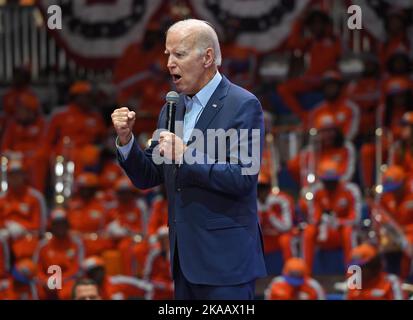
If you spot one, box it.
[1,91,48,192]
[287,113,356,188]
[67,172,112,257]
[379,9,412,70]
[257,171,294,261]
[309,71,360,140]
[143,226,173,299]
[82,256,152,300]
[33,208,84,300]
[377,166,413,279]
[346,243,405,300]
[46,81,106,177]
[277,9,342,121]
[300,159,362,273]
[2,66,35,121]
[0,159,46,263]
[264,257,325,300]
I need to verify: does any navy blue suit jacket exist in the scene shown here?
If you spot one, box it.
[118,76,267,285]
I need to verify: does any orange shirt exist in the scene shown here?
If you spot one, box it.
[309,97,360,140]
[147,197,168,236]
[107,199,147,235]
[379,35,411,67]
[33,234,84,284]
[287,142,356,186]
[285,21,342,77]
[0,187,46,232]
[345,78,381,136]
[346,273,405,300]
[46,103,106,156]
[379,192,413,228]
[143,244,173,300]
[258,192,293,253]
[307,181,361,225]
[67,196,107,233]
[1,117,47,158]
[2,87,36,117]
[265,276,325,300]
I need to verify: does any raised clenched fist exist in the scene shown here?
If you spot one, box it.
[111,107,136,145]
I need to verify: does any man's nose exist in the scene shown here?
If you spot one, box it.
[167,55,176,69]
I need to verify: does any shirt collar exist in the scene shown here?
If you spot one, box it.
[184,71,222,108]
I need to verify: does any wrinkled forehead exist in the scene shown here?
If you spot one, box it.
[165,28,197,51]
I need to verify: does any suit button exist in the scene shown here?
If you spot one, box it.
[177,188,181,192]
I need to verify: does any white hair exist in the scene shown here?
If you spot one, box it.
[167,19,222,67]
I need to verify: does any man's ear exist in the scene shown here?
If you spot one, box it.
[203,48,215,68]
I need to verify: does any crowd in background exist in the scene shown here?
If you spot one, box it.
[1,2,413,300]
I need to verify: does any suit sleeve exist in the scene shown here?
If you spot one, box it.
[177,97,264,196]
[117,106,166,190]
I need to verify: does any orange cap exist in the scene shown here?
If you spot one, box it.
[317,159,341,181]
[282,257,308,277]
[351,243,378,264]
[314,113,337,131]
[82,256,105,272]
[17,92,40,111]
[382,165,405,192]
[69,81,92,95]
[385,77,411,95]
[15,259,37,278]
[76,172,99,188]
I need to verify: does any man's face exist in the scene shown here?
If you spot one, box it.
[74,285,101,300]
[7,171,26,190]
[165,29,208,95]
[323,82,342,101]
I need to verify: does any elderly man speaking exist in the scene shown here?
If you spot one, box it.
[111,19,267,300]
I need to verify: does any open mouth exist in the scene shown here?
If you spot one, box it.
[171,74,182,83]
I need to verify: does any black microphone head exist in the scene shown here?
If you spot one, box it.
[166,91,179,104]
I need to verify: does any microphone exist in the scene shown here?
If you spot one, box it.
[165,91,179,133]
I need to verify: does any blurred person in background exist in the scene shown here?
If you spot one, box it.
[287,113,356,188]
[257,170,294,262]
[345,243,405,300]
[1,91,48,192]
[377,165,413,280]
[0,159,46,265]
[33,208,84,300]
[46,81,106,177]
[2,67,35,121]
[389,112,413,177]
[264,257,325,300]
[308,71,360,141]
[67,172,112,257]
[300,159,362,273]
[143,226,173,299]
[82,256,152,300]
[277,9,342,121]
[379,9,412,70]
[360,76,413,191]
